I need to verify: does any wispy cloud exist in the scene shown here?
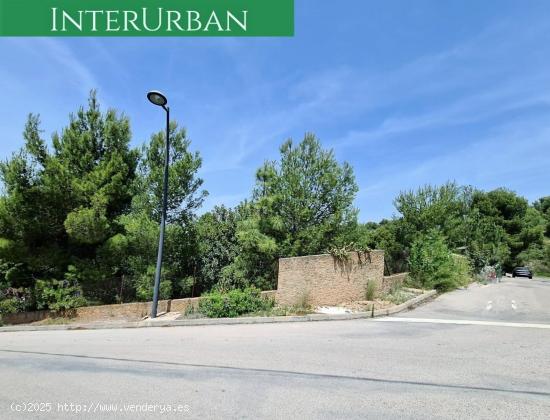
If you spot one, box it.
[10,38,101,97]
[357,115,550,220]
[201,17,550,175]
[334,74,550,149]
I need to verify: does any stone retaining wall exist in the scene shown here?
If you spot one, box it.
[2,291,277,325]
[276,251,385,306]
[381,272,409,291]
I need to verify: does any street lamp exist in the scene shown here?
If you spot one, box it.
[147,90,170,319]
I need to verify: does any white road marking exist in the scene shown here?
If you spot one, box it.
[511,300,517,311]
[374,317,550,329]
[486,301,493,311]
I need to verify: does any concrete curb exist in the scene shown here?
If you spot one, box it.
[0,290,437,333]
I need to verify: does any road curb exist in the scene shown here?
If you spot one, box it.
[0,290,437,333]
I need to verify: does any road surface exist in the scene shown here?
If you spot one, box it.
[0,277,549,419]
[399,276,550,323]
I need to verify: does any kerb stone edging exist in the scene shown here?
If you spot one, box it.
[0,290,437,333]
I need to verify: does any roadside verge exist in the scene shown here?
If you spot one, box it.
[0,290,437,333]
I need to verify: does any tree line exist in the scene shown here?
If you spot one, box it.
[0,93,548,314]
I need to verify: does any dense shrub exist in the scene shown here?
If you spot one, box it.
[195,205,241,292]
[34,279,87,311]
[409,230,471,291]
[0,284,33,318]
[199,287,273,318]
[0,297,25,315]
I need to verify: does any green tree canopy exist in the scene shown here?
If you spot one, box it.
[113,121,207,301]
[533,196,550,236]
[224,134,359,289]
[471,188,544,269]
[133,122,207,224]
[0,92,207,309]
[394,182,472,249]
[0,92,138,293]
[195,205,241,292]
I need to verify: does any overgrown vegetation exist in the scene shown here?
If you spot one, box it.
[0,92,547,315]
[327,244,372,264]
[218,134,359,291]
[198,287,274,318]
[365,281,377,300]
[408,230,471,291]
[360,184,548,285]
[380,283,417,305]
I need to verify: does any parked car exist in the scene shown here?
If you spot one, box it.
[512,267,533,279]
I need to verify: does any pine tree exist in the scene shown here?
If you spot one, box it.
[0,91,139,304]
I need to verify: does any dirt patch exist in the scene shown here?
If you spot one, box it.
[315,288,423,314]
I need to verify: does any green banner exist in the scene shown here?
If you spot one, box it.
[0,0,294,36]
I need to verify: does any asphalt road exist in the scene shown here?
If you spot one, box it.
[399,276,550,323]
[0,278,549,419]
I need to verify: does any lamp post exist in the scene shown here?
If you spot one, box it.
[147,90,169,319]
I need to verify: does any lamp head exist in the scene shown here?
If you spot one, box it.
[147,90,168,107]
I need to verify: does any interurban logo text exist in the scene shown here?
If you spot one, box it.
[0,0,294,36]
[50,8,248,33]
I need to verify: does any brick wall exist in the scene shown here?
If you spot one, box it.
[276,251,385,306]
[381,272,409,291]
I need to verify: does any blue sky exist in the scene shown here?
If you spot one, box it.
[1,0,549,221]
